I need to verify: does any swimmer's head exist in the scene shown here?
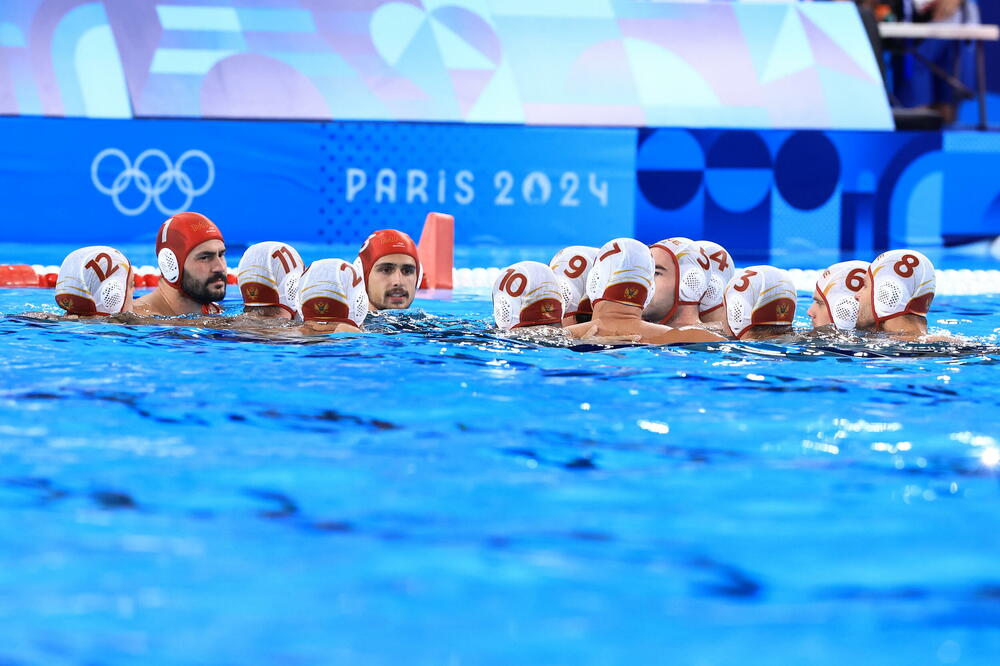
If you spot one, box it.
[808,260,870,331]
[55,246,134,316]
[355,229,421,310]
[297,258,369,328]
[492,261,564,332]
[155,212,227,304]
[237,242,304,319]
[586,238,655,310]
[859,249,935,329]
[549,246,599,325]
[694,240,735,319]
[723,266,797,340]
[644,237,708,323]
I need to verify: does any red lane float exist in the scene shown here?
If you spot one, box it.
[0,265,37,287]
[418,212,455,290]
[0,265,235,289]
[2,211,456,291]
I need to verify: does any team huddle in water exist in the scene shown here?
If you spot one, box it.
[48,211,939,344]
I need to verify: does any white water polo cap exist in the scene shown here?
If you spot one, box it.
[55,246,132,315]
[868,249,935,323]
[649,237,709,321]
[492,261,564,331]
[695,240,735,314]
[815,260,870,331]
[587,238,655,309]
[237,242,304,317]
[724,265,797,339]
[297,258,369,327]
[549,246,599,318]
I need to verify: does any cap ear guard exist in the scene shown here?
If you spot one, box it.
[832,296,860,331]
[158,248,179,284]
[493,295,514,331]
[678,266,708,304]
[816,260,869,331]
[100,280,125,313]
[666,237,709,305]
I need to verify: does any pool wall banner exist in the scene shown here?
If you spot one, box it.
[0,117,637,248]
[0,0,892,130]
[633,129,1000,262]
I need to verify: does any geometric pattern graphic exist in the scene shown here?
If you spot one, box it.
[635,128,1000,263]
[0,1,893,130]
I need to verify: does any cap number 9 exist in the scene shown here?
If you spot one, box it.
[564,255,588,279]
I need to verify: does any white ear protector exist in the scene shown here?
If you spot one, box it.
[158,247,180,284]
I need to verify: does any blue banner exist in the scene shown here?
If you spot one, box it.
[323,122,636,246]
[0,117,636,248]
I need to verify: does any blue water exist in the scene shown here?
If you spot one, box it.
[2,284,1000,665]
[5,241,1000,271]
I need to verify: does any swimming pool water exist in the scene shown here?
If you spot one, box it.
[2,287,1000,665]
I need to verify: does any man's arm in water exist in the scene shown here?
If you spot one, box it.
[646,326,725,344]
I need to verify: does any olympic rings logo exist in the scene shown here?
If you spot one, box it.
[91,149,214,216]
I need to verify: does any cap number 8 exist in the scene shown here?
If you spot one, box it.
[893,254,919,278]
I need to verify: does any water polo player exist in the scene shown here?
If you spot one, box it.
[643,237,709,327]
[134,212,227,316]
[695,240,735,325]
[492,261,564,332]
[237,242,304,319]
[54,246,134,316]
[297,258,369,333]
[355,229,421,311]
[855,249,936,337]
[565,238,722,344]
[807,260,870,332]
[722,266,797,340]
[549,245,598,326]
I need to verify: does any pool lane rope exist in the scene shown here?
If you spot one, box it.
[4,264,1000,296]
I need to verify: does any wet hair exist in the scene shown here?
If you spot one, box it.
[243,305,285,317]
[743,325,792,340]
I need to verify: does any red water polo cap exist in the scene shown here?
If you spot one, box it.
[155,212,224,290]
[356,229,421,283]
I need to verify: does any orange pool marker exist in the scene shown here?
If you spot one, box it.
[418,212,454,290]
[0,265,39,287]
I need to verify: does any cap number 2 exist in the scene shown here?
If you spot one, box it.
[85,253,119,282]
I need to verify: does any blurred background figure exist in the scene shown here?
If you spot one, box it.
[888,0,982,125]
